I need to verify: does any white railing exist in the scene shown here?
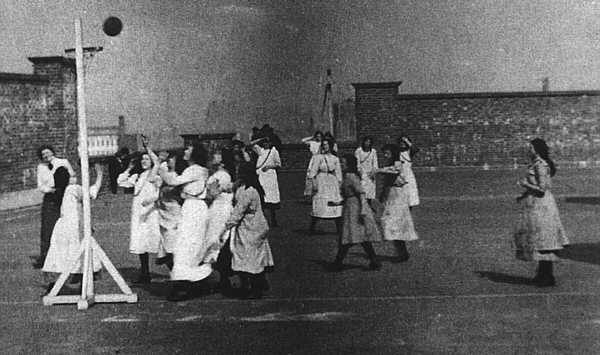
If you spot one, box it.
[88,134,119,157]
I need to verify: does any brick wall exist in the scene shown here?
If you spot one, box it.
[352,82,600,167]
[0,57,78,194]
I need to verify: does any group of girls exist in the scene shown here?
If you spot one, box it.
[114,137,275,301]
[301,132,421,269]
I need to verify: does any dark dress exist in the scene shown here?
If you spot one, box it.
[108,155,130,194]
[39,167,69,264]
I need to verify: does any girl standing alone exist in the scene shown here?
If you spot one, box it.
[514,138,569,287]
[308,138,343,234]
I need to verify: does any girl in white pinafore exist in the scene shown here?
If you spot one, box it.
[302,131,323,198]
[398,136,420,207]
[159,143,210,301]
[201,151,234,266]
[118,153,162,283]
[377,144,418,263]
[42,165,104,290]
[309,138,343,234]
[150,150,185,270]
[354,136,378,201]
[252,137,281,227]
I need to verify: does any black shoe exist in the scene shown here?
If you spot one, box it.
[167,290,188,302]
[368,260,382,271]
[326,262,344,272]
[393,254,410,263]
[135,274,152,284]
[33,257,44,269]
[69,274,82,284]
[45,282,56,294]
[241,289,263,300]
[535,276,556,287]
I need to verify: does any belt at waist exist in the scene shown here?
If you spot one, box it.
[181,192,206,200]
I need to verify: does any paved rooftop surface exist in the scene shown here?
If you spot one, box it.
[2,169,600,354]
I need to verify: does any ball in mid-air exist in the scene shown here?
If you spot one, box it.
[103,16,123,37]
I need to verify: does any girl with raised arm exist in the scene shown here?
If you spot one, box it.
[397,136,420,208]
[42,164,104,291]
[117,141,162,284]
[158,142,210,301]
[200,150,234,286]
[148,150,186,270]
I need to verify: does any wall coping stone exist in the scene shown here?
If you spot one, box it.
[28,56,75,68]
[351,81,403,89]
[0,72,49,84]
[395,90,600,100]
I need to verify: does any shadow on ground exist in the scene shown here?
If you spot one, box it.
[475,271,533,285]
[559,243,600,265]
[310,259,368,272]
[564,196,600,205]
[118,267,169,284]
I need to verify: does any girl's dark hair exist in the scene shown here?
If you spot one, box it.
[313,130,323,139]
[343,154,359,175]
[321,137,335,154]
[361,136,373,148]
[382,144,399,164]
[37,145,55,160]
[171,150,187,175]
[530,138,556,176]
[238,162,265,204]
[128,152,144,175]
[188,142,208,166]
[222,149,236,175]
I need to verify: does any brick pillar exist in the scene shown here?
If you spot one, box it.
[28,56,78,165]
[351,81,402,144]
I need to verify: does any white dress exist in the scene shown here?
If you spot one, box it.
[255,146,281,205]
[156,183,181,258]
[42,184,102,274]
[118,170,162,254]
[202,169,234,264]
[303,141,321,196]
[228,186,274,274]
[399,151,419,207]
[379,163,419,241]
[309,154,343,218]
[355,147,378,200]
[167,165,212,282]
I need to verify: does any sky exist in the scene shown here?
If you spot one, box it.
[1,0,599,145]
